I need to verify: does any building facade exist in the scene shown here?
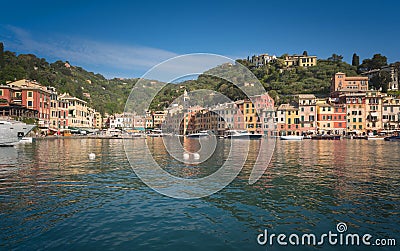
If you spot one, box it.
[59,93,90,128]
[331,72,369,96]
[284,55,317,67]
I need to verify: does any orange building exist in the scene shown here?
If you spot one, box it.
[316,100,347,135]
[331,72,368,97]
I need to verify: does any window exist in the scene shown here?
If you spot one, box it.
[28,91,33,98]
[28,101,33,107]
[338,123,342,127]
[0,90,3,96]
[353,118,356,122]
[311,107,314,112]
[358,118,362,122]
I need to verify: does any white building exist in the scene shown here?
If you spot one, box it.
[251,54,277,67]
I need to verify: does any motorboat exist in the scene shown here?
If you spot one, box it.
[311,135,341,140]
[225,130,263,139]
[280,135,304,140]
[186,130,210,138]
[0,120,36,146]
[365,133,385,140]
[147,129,164,137]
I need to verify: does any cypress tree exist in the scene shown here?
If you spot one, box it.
[352,53,360,67]
[0,42,4,69]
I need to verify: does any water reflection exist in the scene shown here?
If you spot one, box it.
[0,138,398,250]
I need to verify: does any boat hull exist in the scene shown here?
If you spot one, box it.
[227,134,263,139]
[0,121,36,146]
[384,136,400,141]
[280,136,303,140]
[311,135,341,140]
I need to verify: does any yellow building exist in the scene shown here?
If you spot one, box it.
[277,104,301,135]
[242,100,258,133]
[59,93,90,129]
[94,112,103,129]
[284,55,317,67]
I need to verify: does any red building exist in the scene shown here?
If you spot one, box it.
[2,79,51,130]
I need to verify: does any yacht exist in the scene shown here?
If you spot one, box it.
[224,130,263,139]
[0,120,36,146]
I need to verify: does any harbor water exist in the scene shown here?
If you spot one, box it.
[0,138,399,250]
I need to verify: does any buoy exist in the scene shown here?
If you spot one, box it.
[183,152,190,160]
[89,153,96,160]
[193,153,200,160]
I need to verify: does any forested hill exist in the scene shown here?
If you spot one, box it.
[0,47,371,113]
[0,49,138,115]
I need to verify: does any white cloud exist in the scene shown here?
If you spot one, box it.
[0,25,178,76]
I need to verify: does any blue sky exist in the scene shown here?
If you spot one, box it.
[1,0,399,79]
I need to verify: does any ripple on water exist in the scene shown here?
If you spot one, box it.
[0,138,399,250]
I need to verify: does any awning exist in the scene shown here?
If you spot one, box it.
[370,112,378,117]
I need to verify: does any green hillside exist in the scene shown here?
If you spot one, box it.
[1,47,369,113]
[0,50,137,115]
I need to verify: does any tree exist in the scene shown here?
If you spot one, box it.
[328,54,343,62]
[352,53,360,67]
[359,54,388,71]
[0,42,4,69]
[369,71,391,92]
[268,90,279,103]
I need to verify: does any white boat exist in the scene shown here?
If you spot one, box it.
[0,120,36,146]
[186,130,210,138]
[280,135,304,140]
[19,137,34,143]
[147,129,164,137]
[224,130,263,139]
[366,135,385,140]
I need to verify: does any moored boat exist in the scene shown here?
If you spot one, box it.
[311,135,341,140]
[0,120,36,146]
[186,130,211,138]
[384,135,400,141]
[147,129,164,137]
[225,130,263,139]
[280,135,303,140]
